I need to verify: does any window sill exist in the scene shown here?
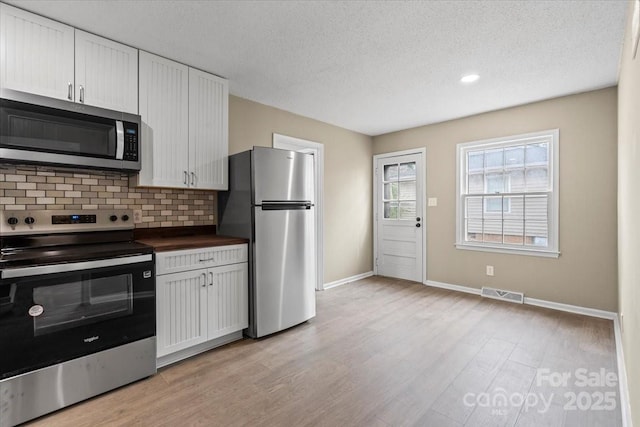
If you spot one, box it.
[455,243,560,258]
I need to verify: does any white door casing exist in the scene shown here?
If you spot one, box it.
[373,149,426,282]
[273,133,324,291]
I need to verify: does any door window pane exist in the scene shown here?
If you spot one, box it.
[384,201,398,219]
[399,202,416,220]
[384,164,398,181]
[382,160,418,221]
[399,181,416,200]
[399,162,416,179]
[384,182,398,200]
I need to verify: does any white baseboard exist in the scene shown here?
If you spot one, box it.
[614,315,634,427]
[324,271,374,290]
[425,279,481,296]
[523,297,616,320]
[424,279,616,319]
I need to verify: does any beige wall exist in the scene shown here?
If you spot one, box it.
[618,1,640,424]
[229,95,373,283]
[373,88,618,312]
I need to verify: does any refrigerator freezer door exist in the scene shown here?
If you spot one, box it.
[252,147,314,204]
[253,206,316,337]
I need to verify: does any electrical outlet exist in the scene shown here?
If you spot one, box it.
[486,265,494,276]
[133,209,142,224]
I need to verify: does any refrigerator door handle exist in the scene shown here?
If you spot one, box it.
[260,201,313,211]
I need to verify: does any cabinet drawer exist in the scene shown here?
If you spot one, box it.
[156,244,248,275]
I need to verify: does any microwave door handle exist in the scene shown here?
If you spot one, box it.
[115,121,125,160]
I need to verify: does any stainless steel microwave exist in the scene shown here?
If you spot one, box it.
[0,90,141,172]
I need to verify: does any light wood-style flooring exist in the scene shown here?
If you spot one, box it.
[28,276,621,427]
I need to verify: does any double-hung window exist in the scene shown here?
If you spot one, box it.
[456,129,559,257]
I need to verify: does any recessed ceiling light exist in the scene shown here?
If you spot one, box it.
[460,74,480,84]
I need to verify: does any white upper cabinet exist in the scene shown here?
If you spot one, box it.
[189,68,229,190]
[138,51,189,188]
[0,3,74,100]
[0,4,138,113]
[137,51,228,190]
[74,30,138,114]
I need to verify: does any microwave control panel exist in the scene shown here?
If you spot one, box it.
[123,123,138,162]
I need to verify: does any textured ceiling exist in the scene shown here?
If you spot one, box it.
[5,0,628,136]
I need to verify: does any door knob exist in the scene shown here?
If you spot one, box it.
[416,223,421,228]
[416,217,421,222]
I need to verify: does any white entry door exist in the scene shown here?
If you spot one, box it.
[375,152,424,282]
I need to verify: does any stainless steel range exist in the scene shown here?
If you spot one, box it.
[0,209,156,427]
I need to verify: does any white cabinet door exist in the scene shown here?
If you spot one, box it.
[74,30,138,114]
[188,68,229,190]
[156,270,209,357]
[0,3,74,100]
[138,51,189,187]
[207,263,248,340]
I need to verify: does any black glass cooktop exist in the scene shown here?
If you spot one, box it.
[0,231,153,269]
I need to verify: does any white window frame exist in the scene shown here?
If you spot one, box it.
[455,129,560,258]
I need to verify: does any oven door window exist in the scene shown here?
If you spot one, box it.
[32,273,133,336]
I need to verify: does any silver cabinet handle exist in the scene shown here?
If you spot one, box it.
[183,171,188,185]
[79,85,84,103]
[201,272,207,287]
[67,82,73,100]
[191,172,195,186]
[209,272,214,286]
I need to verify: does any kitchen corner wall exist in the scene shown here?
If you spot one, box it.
[0,165,215,227]
[229,95,373,284]
[373,87,618,312]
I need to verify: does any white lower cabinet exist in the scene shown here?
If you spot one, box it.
[155,244,248,366]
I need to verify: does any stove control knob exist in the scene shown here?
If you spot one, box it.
[24,217,35,225]
[7,217,19,226]
[109,215,118,222]
[121,214,130,222]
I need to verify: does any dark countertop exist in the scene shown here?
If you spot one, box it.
[134,225,249,252]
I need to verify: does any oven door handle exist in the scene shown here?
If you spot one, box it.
[1,254,153,279]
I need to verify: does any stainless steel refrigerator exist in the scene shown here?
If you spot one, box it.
[218,146,316,338]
